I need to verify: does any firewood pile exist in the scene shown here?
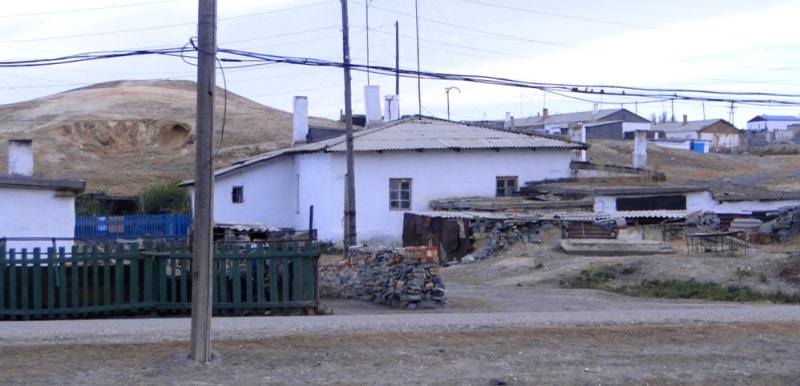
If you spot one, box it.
[319,246,446,310]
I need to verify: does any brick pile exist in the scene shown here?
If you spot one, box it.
[319,246,446,310]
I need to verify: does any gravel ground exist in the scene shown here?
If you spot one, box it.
[2,242,800,385]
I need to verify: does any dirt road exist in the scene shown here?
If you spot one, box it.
[2,289,800,385]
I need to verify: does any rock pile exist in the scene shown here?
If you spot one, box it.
[464,220,552,262]
[319,246,446,310]
[759,206,800,242]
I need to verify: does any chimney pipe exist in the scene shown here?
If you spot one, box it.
[593,103,599,115]
[682,114,688,125]
[8,139,33,177]
[542,108,549,120]
[364,85,381,125]
[569,123,586,162]
[633,130,648,169]
[504,112,511,129]
[292,96,309,145]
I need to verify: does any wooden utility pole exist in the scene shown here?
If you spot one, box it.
[191,0,216,363]
[341,0,357,250]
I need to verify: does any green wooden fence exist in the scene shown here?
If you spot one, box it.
[0,241,319,320]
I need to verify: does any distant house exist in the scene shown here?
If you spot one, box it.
[182,104,586,245]
[652,116,742,152]
[534,183,800,225]
[497,107,651,139]
[0,140,85,252]
[746,115,800,132]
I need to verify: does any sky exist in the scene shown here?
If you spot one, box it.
[1,0,800,129]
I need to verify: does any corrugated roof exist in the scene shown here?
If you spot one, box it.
[653,119,726,133]
[513,108,628,127]
[534,183,708,196]
[713,191,800,202]
[325,117,584,152]
[611,210,687,219]
[182,116,585,184]
[410,209,601,222]
[748,114,800,122]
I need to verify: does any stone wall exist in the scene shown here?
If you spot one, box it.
[319,246,446,310]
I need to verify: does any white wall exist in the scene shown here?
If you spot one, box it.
[747,119,797,132]
[622,122,651,134]
[295,152,337,241]
[302,148,574,244]
[1,187,76,252]
[543,124,566,135]
[596,190,800,217]
[715,199,800,214]
[212,156,296,228]
[595,191,710,214]
[663,130,697,140]
[650,140,690,151]
[699,132,741,149]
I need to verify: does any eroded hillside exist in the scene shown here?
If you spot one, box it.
[0,80,341,195]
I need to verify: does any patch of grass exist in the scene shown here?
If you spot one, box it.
[619,280,800,304]
[748,145,800,156]
[560,263,638,289]
[560,265,617,289]
[561,264,800,303]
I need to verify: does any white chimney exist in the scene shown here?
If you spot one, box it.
[633,130,648,169]
[569,123,587,162]
[292,96,309,145]
[364,85,381,124]
[8,139,33,177]
[592,103,599,115]
[383,95,400,122]
[504,112,511,129]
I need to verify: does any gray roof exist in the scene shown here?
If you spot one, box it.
[183,116,586,184]
[748,114,800,122]
[533,184,708,197]
[0,175,85,193]
[514,108,632,127]
[653,119,733,133]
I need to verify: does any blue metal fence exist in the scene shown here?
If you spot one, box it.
[75,214,192,240]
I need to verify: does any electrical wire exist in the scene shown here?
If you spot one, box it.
[4,46,800,109]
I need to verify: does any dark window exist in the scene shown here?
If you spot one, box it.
[616,195,686,211]
[232,186,244,203]
[389,178,411,210]
[496,176,518,197]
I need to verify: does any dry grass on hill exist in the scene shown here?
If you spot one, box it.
[0,79,341,195]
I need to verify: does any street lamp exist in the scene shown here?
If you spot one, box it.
[445,86,460,120]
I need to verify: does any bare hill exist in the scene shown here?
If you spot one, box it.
[0,80,341,195]
[585,138,800,193]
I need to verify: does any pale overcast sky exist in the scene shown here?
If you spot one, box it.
[1,0,799,128]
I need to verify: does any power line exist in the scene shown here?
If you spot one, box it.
[5,46,800,108]
[0,0,180,18]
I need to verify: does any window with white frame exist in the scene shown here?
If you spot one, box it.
[389,178,411,210]
[496,176,517,197]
